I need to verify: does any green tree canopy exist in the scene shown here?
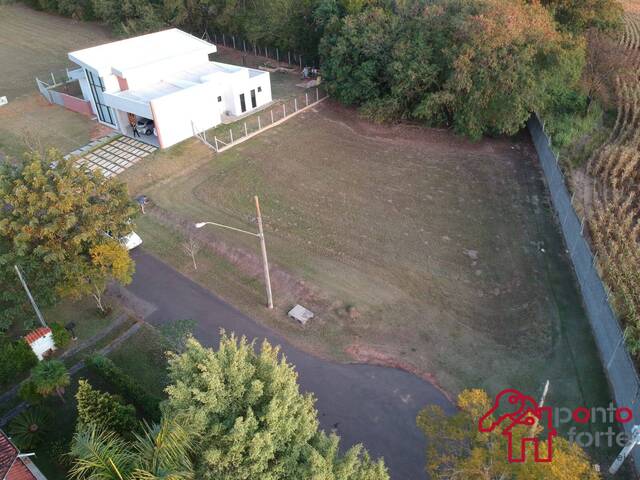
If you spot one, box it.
[418,389,600,479]
[30,359,70,402]
[0,149,137,330]
[539,0,623,33]
[70,418,195,480]
[164,334,388,479]
[76,379,137,436]
[321,0,585,139]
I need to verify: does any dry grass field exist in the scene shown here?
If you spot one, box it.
[0,4,113,161]
[0,3,111,101]
[123,102,611,426]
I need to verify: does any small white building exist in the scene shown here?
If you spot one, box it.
[67,29,272,149]
[24,327,56,361]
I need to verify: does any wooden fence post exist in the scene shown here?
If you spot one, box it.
[258,116,261,130]
[271,110,274,124]
[244,122,248,137]
[294,98,298,111]
[230,129,233,143]
[305,93,309,106]
[316,88,319,101]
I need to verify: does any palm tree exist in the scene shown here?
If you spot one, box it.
[31,360,70,403]
[69,418,194,480]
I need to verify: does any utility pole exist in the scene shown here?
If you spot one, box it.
[610,425,640,474]
[255,196,273,309]
[530,379,550,436]
[14,265,47,328]
[195,195,274,309]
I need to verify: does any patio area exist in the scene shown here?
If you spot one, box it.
[73,136,157,177]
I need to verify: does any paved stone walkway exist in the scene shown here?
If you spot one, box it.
[70,136,157,178]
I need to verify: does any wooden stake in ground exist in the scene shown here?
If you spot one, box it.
[255,196,274,309]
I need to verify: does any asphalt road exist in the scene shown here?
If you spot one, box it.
[127,250,454,479]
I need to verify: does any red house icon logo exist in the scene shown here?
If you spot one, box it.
[479,389,557,462]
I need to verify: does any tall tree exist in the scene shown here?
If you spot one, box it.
[539,0,623,33]
[320,8,397,105]
[30,360,70,403]
[0,149,137,330]
[418,389,600,479]
[416,0,584,139]
[70,418,194,480]
[164,334,388,479]
[76,380,137,436]
[70,241,135,312]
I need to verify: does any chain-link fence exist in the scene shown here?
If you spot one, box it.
[193,87,328,153]
[198,29,318,71]
[528,114,640,473]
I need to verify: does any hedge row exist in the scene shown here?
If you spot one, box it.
[85,354,161,421]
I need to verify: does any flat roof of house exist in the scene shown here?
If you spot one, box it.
[108,62,267,104]
[69,29,216,77]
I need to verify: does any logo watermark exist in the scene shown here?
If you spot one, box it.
[480,388,637,463]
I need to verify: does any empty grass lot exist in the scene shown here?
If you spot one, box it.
[0,4,112,161]
[123,102,611,434]
[0,4,111,101]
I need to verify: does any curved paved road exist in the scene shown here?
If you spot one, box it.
[126,250,454,479]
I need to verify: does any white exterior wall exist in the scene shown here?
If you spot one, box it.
[30,333,56,361]
[151,82,222,148]
[103,92,153,118]
[227,70,272,116]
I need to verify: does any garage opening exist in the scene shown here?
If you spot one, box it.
[124,112,159,148]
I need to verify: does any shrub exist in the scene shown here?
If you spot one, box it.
[50,322,72,349]
[86,355,161,421]
[0,339,38,385]
[75,379,137,436]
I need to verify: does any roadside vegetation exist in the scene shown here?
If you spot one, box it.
[0,149,137,332]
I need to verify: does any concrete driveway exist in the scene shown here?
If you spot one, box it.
[126,250,454,479]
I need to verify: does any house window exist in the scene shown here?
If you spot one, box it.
[217,96,222,102]
[86,69,115,127]
[257,87,262,92]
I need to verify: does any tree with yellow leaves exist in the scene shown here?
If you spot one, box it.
[417,389,600,480]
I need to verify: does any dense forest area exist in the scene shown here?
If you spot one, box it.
[22,0,622,139]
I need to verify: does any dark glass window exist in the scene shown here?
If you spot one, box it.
[217,96,222,102]
[86,69,115,126]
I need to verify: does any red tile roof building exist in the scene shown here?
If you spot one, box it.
[0,430,44,480]
[23,328,51,346]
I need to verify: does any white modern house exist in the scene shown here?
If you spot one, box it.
[67,29,272,148]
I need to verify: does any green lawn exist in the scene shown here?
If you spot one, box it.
[124,102,611,415]
[0,4,111,101]
[108,323,170,399]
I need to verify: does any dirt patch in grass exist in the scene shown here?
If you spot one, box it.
[124,101,611,433]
